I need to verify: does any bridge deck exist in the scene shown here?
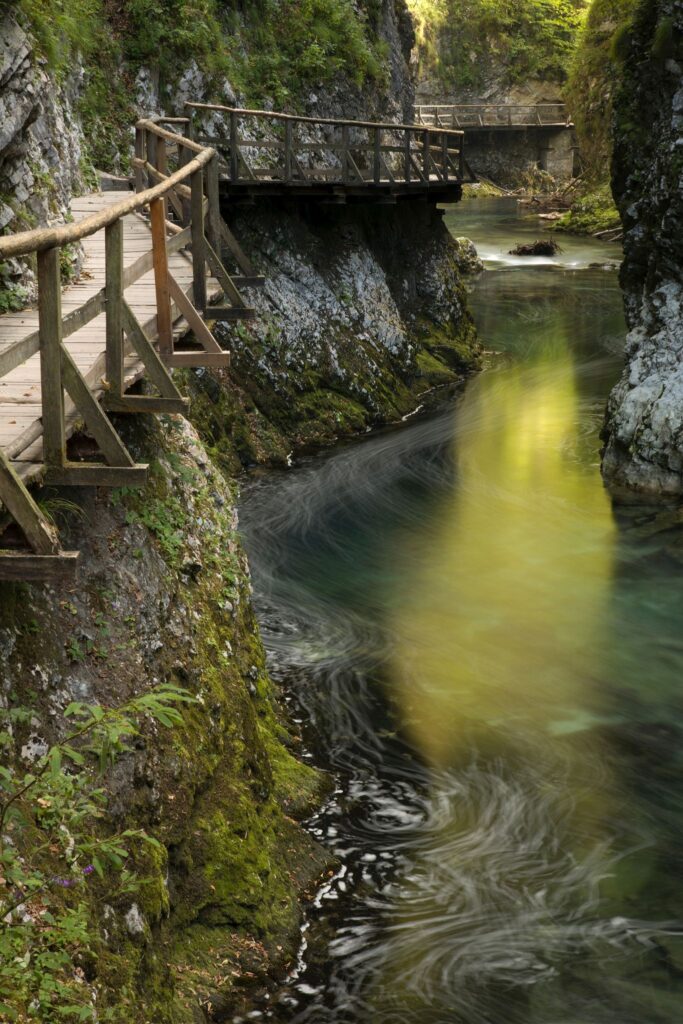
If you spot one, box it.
[0,191,221,484]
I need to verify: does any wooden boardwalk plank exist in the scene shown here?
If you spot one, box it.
[0,191,222,473]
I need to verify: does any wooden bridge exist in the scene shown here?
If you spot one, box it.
[0,108,468,580]
[416,104,572,131]
[186,103,469,203]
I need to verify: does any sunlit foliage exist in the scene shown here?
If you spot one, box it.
[407,0,589,93]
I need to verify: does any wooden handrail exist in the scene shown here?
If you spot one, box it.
[0,128,214,259]
[185,102,465,140]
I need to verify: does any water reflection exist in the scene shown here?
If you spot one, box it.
[238,204,683,1024]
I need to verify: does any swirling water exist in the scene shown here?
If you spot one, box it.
[238,200,683,1024]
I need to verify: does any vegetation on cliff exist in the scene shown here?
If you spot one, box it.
[553,0,637,233]
[18,0,391,169]
[407,0,588,96]
[0,414,331,1022]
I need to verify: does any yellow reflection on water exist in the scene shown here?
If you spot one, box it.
[391,342,616,767]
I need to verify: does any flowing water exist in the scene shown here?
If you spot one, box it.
[238,200,683,1024]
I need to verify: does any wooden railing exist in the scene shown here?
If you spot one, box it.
[185,103,467,187]
[416,104,572,130]
[0,119,251,578]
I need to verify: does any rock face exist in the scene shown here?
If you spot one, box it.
[601,0,683,493]
[186,201,479,469]
[0,12,86,301]
[0,414,330,1019]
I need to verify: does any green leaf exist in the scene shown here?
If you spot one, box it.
[49,747,62,777]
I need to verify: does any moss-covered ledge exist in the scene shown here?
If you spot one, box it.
[0,412,332,1022]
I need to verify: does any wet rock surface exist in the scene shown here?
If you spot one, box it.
[602,0,683,493]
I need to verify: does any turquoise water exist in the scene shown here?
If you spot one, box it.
[238,200,683,1023]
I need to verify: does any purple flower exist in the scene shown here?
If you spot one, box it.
[83,865,94,876]
[51,877,74,888]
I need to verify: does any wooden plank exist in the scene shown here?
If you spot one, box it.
[0,550,80,581]
[0,447,59,554]
[121,300,186,401]
[218,219,257,277]
[204,307,256,321]
[204,239,247,307]
[165,351,230,368]
[150,197,174,358]
[37,247,66,469]
[104,394,189,415]
[167,273,223,353]
[105,219,124,395]
[44,464,148,487]
[190,168,207,312]
[60,345,136,467]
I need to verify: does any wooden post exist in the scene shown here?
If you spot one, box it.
[284,119,293,183]
[134,127,145,193]
[205,154,221,256]
[190,168,207,313]
[373,127,381,185]
[459,137,465,181]
[150,198,173,359]
[441,132,448,181]
[230,110,239,182]
[105,219,124,396]
[146,129,158,190]
[156,133,168,220]
[422,129,430,180]
[404,128,411,183]
[341,125,350,185]
[37,247,66,470]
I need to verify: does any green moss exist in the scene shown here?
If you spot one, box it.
[553,182,621,234]
[565,0,639,183]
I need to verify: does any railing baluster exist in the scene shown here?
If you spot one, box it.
[105,219,124,397]
[342,125,350,184]
[373,127,381,185]
[422,129,430,180]
[190,168,207,313]
[150,197,174,359]
[205,154,221,257]
[38,247,66,471]
[134,127,146,193]
[285,119,293,183]
[146,129,158,190]
[404,128,411,183]
[441,132,448,181]
[230,110,239,182]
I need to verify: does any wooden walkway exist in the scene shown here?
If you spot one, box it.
[185,103,470,204]
[0,192,221,484]
[0,105,471,580]
[416,104,572,131]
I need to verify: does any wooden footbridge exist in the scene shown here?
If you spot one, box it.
[416,103,572,131]
[0,109,468,580]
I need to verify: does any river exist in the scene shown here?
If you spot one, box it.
[238,199,683,1023]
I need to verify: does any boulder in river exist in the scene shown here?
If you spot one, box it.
[509,239,562,256]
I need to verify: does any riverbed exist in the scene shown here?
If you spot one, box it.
[238,199,683,1023]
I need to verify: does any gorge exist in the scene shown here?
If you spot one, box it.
[0,1,682,1022]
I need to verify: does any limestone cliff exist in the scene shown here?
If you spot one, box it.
[601,0,683,493]
[0,411,333,1021]
[0,2,480,1020]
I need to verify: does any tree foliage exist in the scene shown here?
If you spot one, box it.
[408,0,588,94]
